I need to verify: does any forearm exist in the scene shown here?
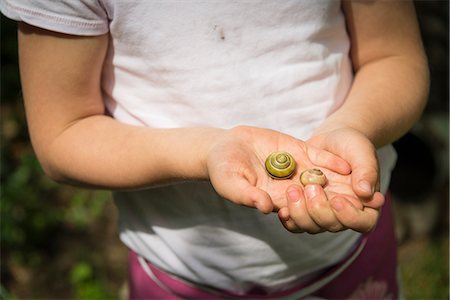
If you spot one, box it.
[40,115,223,189]
[316,0,429,148]
[316,54,429,148]
[309,0,429,198]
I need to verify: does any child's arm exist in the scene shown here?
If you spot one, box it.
[18,23,221,190]
[280,0,429,233]
[315,0,428,192]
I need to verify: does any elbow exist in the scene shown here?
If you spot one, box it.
[37,154,72,185]
[31,142,77,186]
[32,139,108,189]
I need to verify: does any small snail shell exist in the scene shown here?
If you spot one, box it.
[300,169,327,186]
[265,151,296,179]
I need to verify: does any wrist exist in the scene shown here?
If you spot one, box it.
[198,128,227,179]
[171,127,225,181]
[313,115,379,148]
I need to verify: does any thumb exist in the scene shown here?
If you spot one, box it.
[347,144,379,198]
[309,129,379,198]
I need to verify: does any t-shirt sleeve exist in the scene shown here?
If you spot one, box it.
[0,0,109,36]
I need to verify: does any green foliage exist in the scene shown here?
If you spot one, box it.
[0,285,16,300]
[70,262,113,299]
[1,15,122,299]
[66,189,111,229]
[399,237,449,300]
[1,142,115,298]
[2,152,62,258]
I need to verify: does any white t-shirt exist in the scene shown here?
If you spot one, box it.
[2,0,397,294]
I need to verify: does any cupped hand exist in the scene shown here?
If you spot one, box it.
[308,127,380,201]
[276,127,385,234]
[206,126,351,213]
[278,176,385,234]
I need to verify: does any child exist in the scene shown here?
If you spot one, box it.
[1,0,428,298]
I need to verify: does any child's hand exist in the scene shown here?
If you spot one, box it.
[206,126,351,213]
[308,127,381,202]
[277,177,385,234]
[275,127,385,234]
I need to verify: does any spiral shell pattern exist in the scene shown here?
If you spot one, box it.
[265,151,296,179]
[299,168,327,186]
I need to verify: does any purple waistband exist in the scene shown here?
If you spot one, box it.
[135,235,368,299]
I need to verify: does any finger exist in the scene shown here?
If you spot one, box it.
[305,143,351,175]
[361,192,385,210]
[215,175,273,214]
[341,195,364,210]
[329,196,380,233]
[304,185,345,232]
[244,184,274,214]
[278,207,304,233]
[347,146,379,199]
[285,185,323,234]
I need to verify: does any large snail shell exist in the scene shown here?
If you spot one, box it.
[265,151,296,179]
[300,169,327,187]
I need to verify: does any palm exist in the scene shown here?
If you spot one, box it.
[260,162,364,211]
[207,126,355,211]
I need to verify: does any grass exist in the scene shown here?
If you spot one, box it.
[398,235,449,300]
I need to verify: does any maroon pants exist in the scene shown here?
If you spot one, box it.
[128,196,398,299]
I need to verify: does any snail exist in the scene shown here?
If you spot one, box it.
[265,151,296,179]
[299,168,327,187]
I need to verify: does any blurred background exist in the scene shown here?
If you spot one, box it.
[1,1,448,299]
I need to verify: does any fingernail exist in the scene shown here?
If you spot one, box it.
[358,180,373,194]
[287,188,301,203]
[331,200,344,212]
[305,185,318,200]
